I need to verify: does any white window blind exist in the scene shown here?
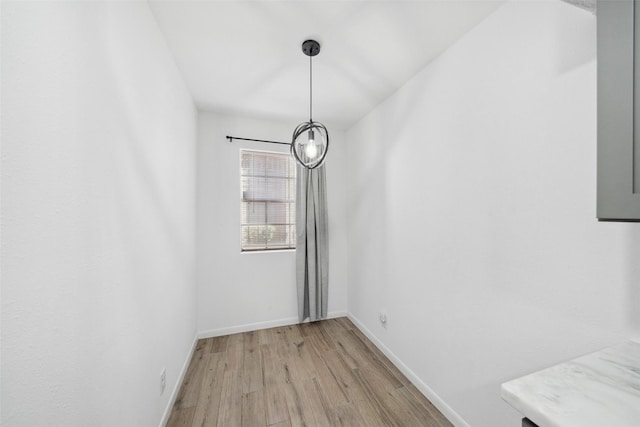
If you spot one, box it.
[240,150,296,251]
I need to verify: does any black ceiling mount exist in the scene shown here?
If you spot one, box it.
[302,40,320,57]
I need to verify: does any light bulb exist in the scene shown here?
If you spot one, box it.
[305,130,318,159]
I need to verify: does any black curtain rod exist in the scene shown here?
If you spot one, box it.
[226,135,289,146]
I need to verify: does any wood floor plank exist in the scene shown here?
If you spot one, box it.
[328,330,359,370]
[225,340,245,372]
[210,335,229,353]
[333,330,371,368]
[351,398,391,427]
[299,321,323,337]
[404,382,454,427]
[318,349,369,403]
[349,325,409,386]
[301,378,332,427]
[334,317,356,331]
[328,403,367,427]
[191,352,226,427]
[227,332,244,348]
[243,330,259,352]
[280,324,304,343]
[267,420,291,427]
[267,326,288,349]
[319,318,349,340]
[216,366,243,427]
[243,327,263,394]
[167,318,453,427]
[197,338,213,354]
[261,344,290,425]
[242,389,267,427]
[314,372,350,409]
[243,344,263,394]
[319,349,394,427]
[339,329,404,389]
[363,376,433,427]
[285,339,317,382]
[174,351,210,409]
[305,341,350,407]
[277,345,305,384]
[304,329,335,353]
[392,386,449,427]
[166,406,195,427]
[351,367,399,426]
[269,329,292,359]
[282,379,315,427]
[256,328,273,346]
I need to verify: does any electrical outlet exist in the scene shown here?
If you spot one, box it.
[379,311,388,327]
[160,368,166,395]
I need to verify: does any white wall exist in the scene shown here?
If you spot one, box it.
[197,112,348,336]
[346,1,640,426]
[1,2,197,426]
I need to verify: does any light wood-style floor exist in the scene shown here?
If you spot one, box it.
[167,317,452,427]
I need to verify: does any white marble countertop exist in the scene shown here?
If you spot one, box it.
[501,340,640,427]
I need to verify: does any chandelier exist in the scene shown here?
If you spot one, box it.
[291,40,329,169]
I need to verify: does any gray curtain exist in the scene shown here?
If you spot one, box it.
[296,165,329,323]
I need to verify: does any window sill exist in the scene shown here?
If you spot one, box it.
[241,248,296,254]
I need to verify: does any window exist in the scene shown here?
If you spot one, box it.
[240,150,296,251]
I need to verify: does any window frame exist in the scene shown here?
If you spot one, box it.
[239,148,297,253]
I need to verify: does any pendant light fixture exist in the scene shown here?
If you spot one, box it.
[291,40,329,169]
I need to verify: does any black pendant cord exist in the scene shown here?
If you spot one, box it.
[309,54,313,122]
[226,136,289,146]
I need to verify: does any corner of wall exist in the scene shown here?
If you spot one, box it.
[159,333,199,427]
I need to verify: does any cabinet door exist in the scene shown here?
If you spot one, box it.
[598,0,640,221]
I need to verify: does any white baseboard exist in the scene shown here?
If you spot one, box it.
[197,310,348,339]
[159,333,198,427]
[347,313,470,427]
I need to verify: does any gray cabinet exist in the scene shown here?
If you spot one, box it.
[598,0,640,221]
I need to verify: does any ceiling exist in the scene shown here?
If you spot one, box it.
[149,1,504,129]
